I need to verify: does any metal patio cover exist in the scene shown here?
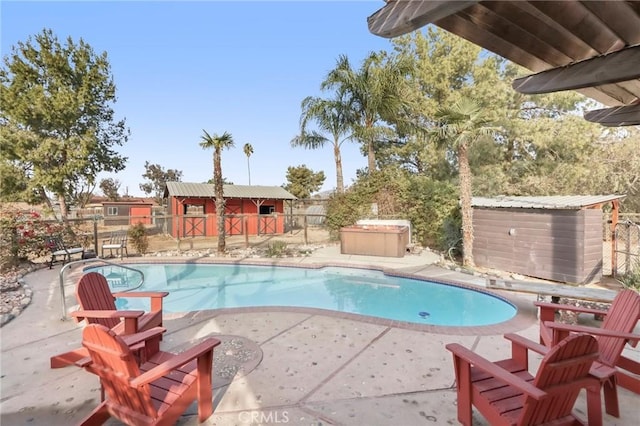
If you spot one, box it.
[368,1,640,126]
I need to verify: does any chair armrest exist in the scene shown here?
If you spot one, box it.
[503,333,549,356]
[71,310,144,333]
[112,291,170,299]
[130,338,222,387]
[534,301,609,317]
[112,292,168,312]
[70,309,145,320]
[120,327,166,347]
[445,343,547,400]
[546,322,640,346]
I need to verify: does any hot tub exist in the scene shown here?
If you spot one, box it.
[340,225,409,257]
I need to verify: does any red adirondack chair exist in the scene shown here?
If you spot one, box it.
[50,272,169,368]
[535,289,640,418]
[446,333,601,426]
[78,324,221,426]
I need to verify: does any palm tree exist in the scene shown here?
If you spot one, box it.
[199,130,234,254]
[321,52,411,174]
[291,94,352,193]
[243,143,253,185]
[434,97,498,267]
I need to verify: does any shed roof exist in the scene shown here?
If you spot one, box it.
[164,182,297,200]
[101,200,153,206]
[472,195,625,210]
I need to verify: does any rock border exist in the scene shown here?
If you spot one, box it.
[0,265,41,326]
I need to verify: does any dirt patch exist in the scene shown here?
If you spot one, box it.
[140,227,333,255]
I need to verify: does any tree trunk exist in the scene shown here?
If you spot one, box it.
[215,198,226,254]
[247,158,251,185]
[458,142,474,267]
[57,193,69,221]
[367,138,376,174]
[38,187,55,219]
[214,149,226,254]
[334,139,344,193]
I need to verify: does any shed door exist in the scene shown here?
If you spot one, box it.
[259,206,276,235]
[130,207,151,225]
[184,216,206,237]
[225,205,243,235]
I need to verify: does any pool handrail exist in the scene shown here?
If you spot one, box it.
[58,258,144,320]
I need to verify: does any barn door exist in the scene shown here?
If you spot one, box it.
[184,216,206,237]
[226,205,243,235]
[258,205,276,234]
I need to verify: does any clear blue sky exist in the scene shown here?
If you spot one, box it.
[1,1,394,196]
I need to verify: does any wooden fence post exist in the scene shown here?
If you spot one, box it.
[244,215,249,248]
[304,214,308,245]
[93,217,99,254]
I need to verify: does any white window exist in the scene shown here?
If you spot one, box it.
[107,206,118,216]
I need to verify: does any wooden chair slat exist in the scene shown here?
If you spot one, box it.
[447,333,600,425]
[50,272,168,369]
[46,235,84,269]
[77,324,220,425]
[536,289,640,418]
[101,231,129,259]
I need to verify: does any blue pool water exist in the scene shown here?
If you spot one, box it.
[88,264,516,326]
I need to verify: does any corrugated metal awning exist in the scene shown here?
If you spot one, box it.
[367,1,640,114]
[472,195,625,210]
[164,182,297,200]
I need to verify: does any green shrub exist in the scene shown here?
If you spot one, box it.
[266,240,289,257]
[325,192,371,239]
[128,223,149,255]
[325,169,404,238]
[401,176,458,249]
[439,206,462,258]
[325,167,459,250]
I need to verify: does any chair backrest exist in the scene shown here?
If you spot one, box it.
[110,231,128,245]
[46,235,65,252]
[519,333,598,424]
[598,289,640,366]
[82,324,156,419]
[76,272,119,329]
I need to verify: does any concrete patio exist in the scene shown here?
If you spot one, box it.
[1,245,638,425]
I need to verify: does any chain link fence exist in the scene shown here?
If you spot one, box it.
[603,213,640,277]
[613,218,640,278]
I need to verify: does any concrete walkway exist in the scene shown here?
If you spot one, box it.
[1,246,639,425]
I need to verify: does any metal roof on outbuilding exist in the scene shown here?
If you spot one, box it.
[472,195,625,210]
[164,182,297,200]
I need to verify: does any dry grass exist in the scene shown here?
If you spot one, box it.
[142,227,333,254]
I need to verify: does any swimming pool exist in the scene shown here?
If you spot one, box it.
[88,263,516,326]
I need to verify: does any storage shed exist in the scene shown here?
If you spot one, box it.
[472,195,624,284]
[102,200,153,226]
[163,182,297,238]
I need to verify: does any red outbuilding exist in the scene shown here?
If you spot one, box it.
[163,182,297,238]
[102,200,154,226]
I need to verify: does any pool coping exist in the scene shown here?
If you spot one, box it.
[89,257,538,336]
